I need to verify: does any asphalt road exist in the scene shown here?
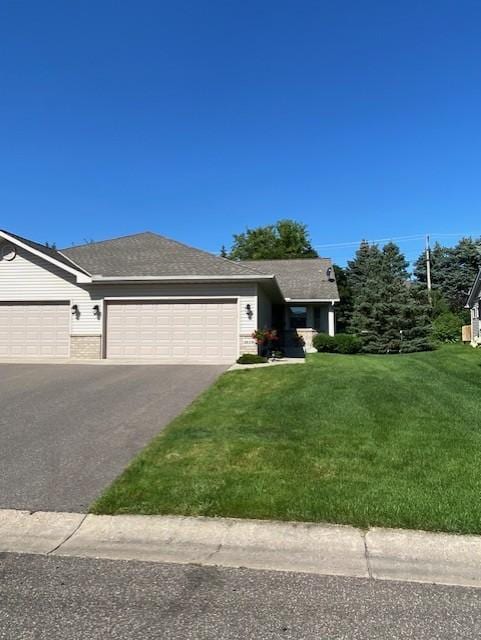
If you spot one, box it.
[1,554,481,639]
[0,363,226,512]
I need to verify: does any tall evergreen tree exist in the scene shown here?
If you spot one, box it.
[332,265,353,332]
[413,237,481,313]
[346,240,383,297]
[350,242,431,353]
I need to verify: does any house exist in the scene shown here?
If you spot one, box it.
[466,269,481,345]
[0,229,339,362]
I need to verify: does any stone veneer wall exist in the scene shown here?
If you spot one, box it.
[70,335,102,359]
[296,328,317,353]
[239,333,258,355]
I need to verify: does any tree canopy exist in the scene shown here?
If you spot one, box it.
[227,219,318,260]
[413,237,481,313]
[348,241,431,353]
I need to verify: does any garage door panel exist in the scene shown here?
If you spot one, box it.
[0,303,70,358]
[106,301,238,363]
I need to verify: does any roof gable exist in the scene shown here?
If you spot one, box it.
[466,268,481,307]
[0,229,91,282]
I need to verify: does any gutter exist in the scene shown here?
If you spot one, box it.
[285,298,340,304]
[90,274,277,283]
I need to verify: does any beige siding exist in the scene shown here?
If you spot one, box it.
[0,245,259,352]
[472,303,480,340]
[0,245,101,335]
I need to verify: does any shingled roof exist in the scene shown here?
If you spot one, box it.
[242,258,339,301]
[2,229,339,301]
[61,232,264,278]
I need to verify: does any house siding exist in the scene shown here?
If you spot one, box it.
[0,246,100,335]
[472,303,480,342]
[0,245,260,358]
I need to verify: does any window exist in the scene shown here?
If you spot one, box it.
[289,306,307,329]
[313,307,321,331]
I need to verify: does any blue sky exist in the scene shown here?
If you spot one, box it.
[1,1,481,265]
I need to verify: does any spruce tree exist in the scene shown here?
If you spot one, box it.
[347,240,383,297]
[350,242,431,353]
[413,236,481,313]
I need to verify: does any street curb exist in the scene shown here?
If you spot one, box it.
[2,509,481,589]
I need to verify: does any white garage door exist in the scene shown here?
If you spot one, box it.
[0,302,70,358]
[106,301,238,363]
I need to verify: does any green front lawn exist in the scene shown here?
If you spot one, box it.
[92,344,481,534]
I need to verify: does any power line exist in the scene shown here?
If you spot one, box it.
[314,231,481,250]
[313,234,425,249]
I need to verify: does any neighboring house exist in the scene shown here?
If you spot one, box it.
[466,269,481,345]
[0,230,339,362]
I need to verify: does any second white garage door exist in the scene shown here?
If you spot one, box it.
[106,300,238,363]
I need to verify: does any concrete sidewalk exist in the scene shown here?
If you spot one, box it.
[2,508,481,589]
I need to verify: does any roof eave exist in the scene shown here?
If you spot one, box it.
[285,298,340,303]
[90,274,277,283]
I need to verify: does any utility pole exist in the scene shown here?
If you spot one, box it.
[425,234,432,305]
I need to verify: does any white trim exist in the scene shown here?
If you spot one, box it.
[328,303,336,337]
[0,231,92,283]
[92,274,275,283]
[237,297,241,360]
[103,295,240,301]
[285,298,340,303]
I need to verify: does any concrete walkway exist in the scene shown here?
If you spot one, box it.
[228,357,305,371]
[2,509,481,589]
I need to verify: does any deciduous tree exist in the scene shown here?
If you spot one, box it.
[227,219,318,260]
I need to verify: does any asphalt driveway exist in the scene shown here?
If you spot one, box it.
[0,363,226,512]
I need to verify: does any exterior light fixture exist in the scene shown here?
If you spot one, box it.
[71,304,79,315]
[93,304,101,316]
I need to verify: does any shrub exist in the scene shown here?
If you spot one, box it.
[431,312,463,343]
[236,354,269,364]
[334,333,362,354]
[312,333,362,354]
[312,333,336,352]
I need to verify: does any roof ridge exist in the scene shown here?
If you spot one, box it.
[62,231,156,251]
[242,257,330,263]
[63,230,267,277]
